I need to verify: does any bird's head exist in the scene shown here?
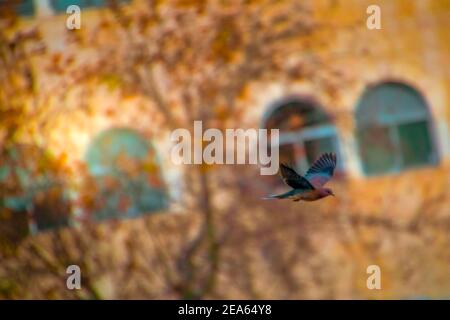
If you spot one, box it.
[322,188,335,198]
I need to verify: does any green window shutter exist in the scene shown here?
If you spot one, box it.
[357,126,397,175]
[398,121,434,168]
[13,0,34,16]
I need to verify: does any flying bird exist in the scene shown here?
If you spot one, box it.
[264,153,337,202]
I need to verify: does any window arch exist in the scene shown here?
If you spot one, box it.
[84,128,168,221]
[355,81,438,175]
[264,97,341,174]
[0,144,71,234]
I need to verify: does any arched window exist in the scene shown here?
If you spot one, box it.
[264,97,341,174]
[0,0,34,16]
[85,128,168,221]
[0,145,70,234]
[355,82,438,175]
[50,0,129,12]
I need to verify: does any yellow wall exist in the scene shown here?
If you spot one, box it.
[2,0,450,299]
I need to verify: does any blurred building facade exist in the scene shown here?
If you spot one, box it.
[1,0,450,299]
[7,0,448,214]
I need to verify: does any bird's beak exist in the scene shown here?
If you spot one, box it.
[331,192,335,197]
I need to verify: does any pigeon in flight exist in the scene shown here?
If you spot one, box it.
[264,153,337,202]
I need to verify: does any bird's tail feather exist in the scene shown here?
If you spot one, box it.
[261,193,290,200]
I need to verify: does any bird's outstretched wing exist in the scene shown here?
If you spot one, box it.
[279,164,315,190]
[304,153,337,188]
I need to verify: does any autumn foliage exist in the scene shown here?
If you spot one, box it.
[0,0,450,299]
